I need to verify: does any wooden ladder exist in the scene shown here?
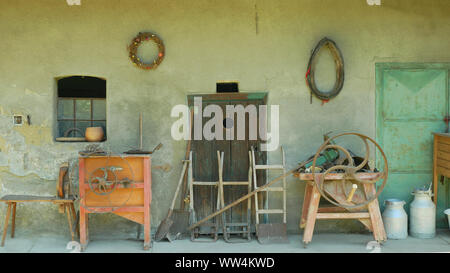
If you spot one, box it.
[251,147,287,228]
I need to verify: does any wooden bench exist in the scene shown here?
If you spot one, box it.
[294,172,387,246]
[0,164,79,247]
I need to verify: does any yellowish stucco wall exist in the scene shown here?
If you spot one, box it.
[0,0,450,236]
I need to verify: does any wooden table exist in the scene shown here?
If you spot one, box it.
[433,132,450,206]
[294,172,386,246]
[0,195,77,246]
[78,155,152,251]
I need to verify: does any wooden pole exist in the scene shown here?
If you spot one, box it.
[180,108,194,210]
[139,113,143,151]
[188,167,299,230]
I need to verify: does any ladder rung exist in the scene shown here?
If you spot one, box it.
[223,181,250,186]
[256,209,284,214]
[223,230,250,234]
[316,212,370,220]
[256,187,284,192]
[192,181,218,185]
[224,223,250,227]
[254,165,285,170]
[192,181,250,186]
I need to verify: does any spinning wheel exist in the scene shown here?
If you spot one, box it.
[296,132,388,246]
[79,156,136,214]
[311,132,388,209]
[88,167,121,196]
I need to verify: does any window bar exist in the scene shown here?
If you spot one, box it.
[90,99,93,127]
[73,99,76,137]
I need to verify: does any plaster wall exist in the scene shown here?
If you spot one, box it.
[1,0,450,236]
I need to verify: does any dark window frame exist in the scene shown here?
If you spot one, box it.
[57,97,107,138]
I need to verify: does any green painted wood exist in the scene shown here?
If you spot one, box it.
[376,63,450,228]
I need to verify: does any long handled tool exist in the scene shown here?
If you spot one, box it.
[180,108,194,211]
[155,160,189,241]
[188,161,310,231]
[156,108,193,241]
[125,113,163,154]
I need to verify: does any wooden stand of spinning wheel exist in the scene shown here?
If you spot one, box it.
[295,132,389,247]
[295,172,387,246]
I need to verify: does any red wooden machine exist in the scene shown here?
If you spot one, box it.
[78,155,151,251]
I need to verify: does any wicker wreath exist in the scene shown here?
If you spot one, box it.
[128,32,165,70]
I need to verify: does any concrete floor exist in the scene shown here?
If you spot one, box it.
[0,230,449,253]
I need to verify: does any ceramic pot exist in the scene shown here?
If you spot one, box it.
[85,127,104,142]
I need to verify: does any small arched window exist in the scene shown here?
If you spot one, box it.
[56,76,106,141]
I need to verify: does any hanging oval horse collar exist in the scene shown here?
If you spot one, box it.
[306,37,345,102]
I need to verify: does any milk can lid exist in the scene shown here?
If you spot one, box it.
[385,199,405,206]
[412,186,433,196]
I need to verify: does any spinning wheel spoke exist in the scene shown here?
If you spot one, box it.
[80,156,136,214]
[88,168,119,196]
[354,138,370,172]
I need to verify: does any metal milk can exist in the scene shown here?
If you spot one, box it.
[410,187,436,239]
[382,199,408,239]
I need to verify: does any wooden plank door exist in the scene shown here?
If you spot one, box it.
[376,63,450,228]
[188,93,267,233]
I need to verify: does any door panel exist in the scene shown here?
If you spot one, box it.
[383,69,447,120]
[383,122,443,172]
[376,64,449,228]
[189,94,267,233]
[191,108,218,233]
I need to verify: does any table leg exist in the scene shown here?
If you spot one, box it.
[11,203,16,238]
[364,184,386,242]
[300,183,313,229]
[433,172,439,206]
[69,203,79,237]
[144,206,150,250]
[433,136,438,206]
[65,204,75,241]
[143,157,151,250]
[1,203,12,247]
[79,207,88,251]
[79,158,88,251]
[302,186,321,246]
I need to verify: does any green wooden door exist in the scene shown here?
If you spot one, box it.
[376,63,450,228]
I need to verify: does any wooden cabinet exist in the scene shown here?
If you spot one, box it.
[433,133,450,206]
